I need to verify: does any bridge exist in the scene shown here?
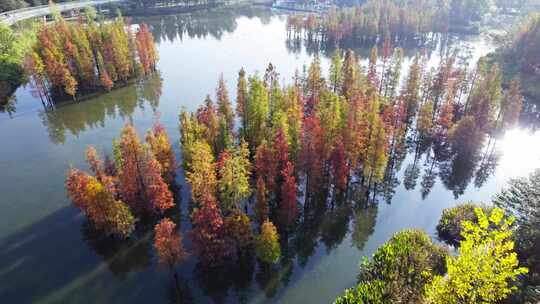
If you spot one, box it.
[0,0,123,26]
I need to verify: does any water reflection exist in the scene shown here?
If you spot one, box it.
[0,95,17,118]
[285,31,471,61]
[351,205,378,251]
[131,7,274,44]
[39,73,162,144]
[81,222,153,279]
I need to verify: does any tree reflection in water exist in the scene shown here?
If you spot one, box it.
[39,73,163,144]
[0,95,17,118]
[131,7,274,44]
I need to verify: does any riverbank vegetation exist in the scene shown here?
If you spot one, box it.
[488,12,540,103]
[337,167,540,303]
[286,0,493,47]
[494,169,540,303]
[335,207,528,303]
[24,11,158,102]
[127,0,228,9]
[0,22,35,103]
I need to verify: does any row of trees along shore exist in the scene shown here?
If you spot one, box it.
[286,0,491,46]
[65,42,524,274]
[24,11,158,103]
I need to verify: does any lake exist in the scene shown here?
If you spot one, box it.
[0,6,539,304]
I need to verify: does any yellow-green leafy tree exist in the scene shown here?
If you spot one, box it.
[425,207,528,304]
[217,141,252,212]
[255,220,281,264]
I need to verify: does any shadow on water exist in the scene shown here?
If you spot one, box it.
[0,193,190,303]
[0,207,97,302]
[80,222,153,280]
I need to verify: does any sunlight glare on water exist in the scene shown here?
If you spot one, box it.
[497,128,540,178]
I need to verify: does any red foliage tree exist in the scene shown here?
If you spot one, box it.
[190,195,234,266]
[136,23,158,75]
[273,127,290,173]
[437,99,454,132]
[279,162,298,231]
[255,142,277,195]
[301,115,325,196]
[255,176,269,225]
[196,96,220,154]
[117,124,174,214]
[141,152,175,213]
[154,218,187,268]
[66,169,135,237]
[330,141,350,194]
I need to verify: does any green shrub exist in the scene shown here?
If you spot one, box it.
[335,229,447,303]
[436,202,491,246]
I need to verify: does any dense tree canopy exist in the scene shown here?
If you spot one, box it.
[25,13,158,101]
[287,0,493,47]
[335,208,528,303]
[66,123,175,237]
[171,34,527,268]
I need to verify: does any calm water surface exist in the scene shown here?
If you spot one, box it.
[0,7,539,304]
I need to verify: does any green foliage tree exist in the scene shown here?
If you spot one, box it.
[416,100,434,137]
[436,202,491,246]
[245,75,269,152]
[334,280,385,304]
[329,50,343,93]
[185,139,217,205]
[217,141,251,212]
[179,109,206,171]
[255,220,281,264]
[0,23,30,100]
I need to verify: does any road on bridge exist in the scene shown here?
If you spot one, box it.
[0,0,122,25]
